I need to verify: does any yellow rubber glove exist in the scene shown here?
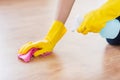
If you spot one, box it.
[18,20,66,57]
[77,0,120,34]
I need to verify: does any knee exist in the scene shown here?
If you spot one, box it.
[106,39,120,45]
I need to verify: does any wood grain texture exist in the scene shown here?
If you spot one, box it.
[1,0,120,80]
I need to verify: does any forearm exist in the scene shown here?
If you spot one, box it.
[94,0,120,22]
[55,0,75,24]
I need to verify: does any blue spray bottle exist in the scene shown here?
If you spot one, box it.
[72,15,120,39]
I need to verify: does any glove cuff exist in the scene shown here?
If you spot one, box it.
[44,20,67,47]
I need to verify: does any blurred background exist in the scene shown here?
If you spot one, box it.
[1,0,120,80]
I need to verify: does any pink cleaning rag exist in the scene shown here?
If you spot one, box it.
[18,48,52,62]
[18,48,39,62]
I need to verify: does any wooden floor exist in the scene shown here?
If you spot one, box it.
[1,0,120,80]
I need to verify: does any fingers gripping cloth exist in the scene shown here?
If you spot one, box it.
[18,48,39,62]
[18,48,52,62]
[18,21,67,62]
